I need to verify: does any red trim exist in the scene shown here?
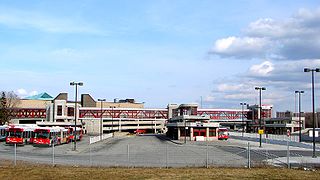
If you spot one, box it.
[33,138,51,145]
[79,109,168,119]
[11,108,46,118]
[6,137,24,144]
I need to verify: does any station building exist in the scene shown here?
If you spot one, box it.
[264,117,305,134]
[12,92,53,124]
[166,104,220,141]
[8,92,309,138]
[10,92,167,135]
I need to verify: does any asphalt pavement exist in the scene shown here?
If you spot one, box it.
[0,134,319,168]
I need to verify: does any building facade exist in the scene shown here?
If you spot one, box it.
[166,104,220,141]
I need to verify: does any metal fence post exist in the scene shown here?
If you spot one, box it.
[265,137,268,163]
[127,144,130,168]
[287,137,290,168]
[166,144,168,168]
[14,143,17,166]
[206,143,209,168]
[52,142,55,166]
[247,142,251,168]
[89,143,92,166]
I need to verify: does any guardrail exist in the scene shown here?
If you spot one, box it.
[89,133,113,144]
[229,132,299,142]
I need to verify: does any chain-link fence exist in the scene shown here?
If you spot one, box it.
[0,135,319,169]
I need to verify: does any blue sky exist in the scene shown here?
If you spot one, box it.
[1,1,320,112]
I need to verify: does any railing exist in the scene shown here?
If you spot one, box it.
[229,132,300,142]
[89,133,113,144]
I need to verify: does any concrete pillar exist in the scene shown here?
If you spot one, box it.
[190,127,194,141]
[216,128,219,139]
[154,120,157,134]
[177,128,180,140]
[85,119,100,136]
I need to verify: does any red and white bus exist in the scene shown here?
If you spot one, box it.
[218,128,229,140]
[68,127,83,141]
[6,125,36,145]
[33,127,69,146]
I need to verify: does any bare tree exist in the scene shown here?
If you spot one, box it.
[0,91,20,125]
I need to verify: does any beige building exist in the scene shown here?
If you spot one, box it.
[166,104,220,141]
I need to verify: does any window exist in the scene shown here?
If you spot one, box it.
[209,129,216,137]
[57,105,62,116]
[67,107,74,116]
[180,128,190,137]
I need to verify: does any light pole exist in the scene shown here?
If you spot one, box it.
[255,87,266,148]
[98,99,106,140]
[304,67,319,158]
[295,91,304,142]
[70,81,83,151]
[240,102,247,137]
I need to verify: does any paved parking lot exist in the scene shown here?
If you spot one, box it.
[0,134,319,168]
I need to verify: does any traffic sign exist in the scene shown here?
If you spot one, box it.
[258,129,264,134]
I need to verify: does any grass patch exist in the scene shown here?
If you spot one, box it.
[0,163,319,180]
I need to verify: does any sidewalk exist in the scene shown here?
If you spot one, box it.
[268,156,320,168]
[230,135,320,151]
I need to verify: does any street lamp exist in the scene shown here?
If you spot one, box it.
[70,81,83,151]
[304,67,320,158]
[240,102,247,137]
[113,98,119,103]
[255,86,266,148]
[98,99,106,140]
[295,91,304,142]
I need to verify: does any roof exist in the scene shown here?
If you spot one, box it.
[24,92,53,100]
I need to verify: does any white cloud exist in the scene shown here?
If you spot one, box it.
[247,18,296,38]
[15,89,27,96]
[217,84,243,92]
[208,59,320,110]
[224,93,256,100]
[29,91,38,96]
[203,95,215,102]
[248,61,274,76]
[210,36,270,59]
[210,8,320,60]
[15,89,39,98]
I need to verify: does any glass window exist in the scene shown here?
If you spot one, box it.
[209,130,216,137]
[8,131,22,138]
[34,131,49,139]
[67,107,74,117]
[57,105,63,116]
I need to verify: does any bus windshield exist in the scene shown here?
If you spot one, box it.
[7,131,22,138]
[34,131,50,139]
[218,130,228,135]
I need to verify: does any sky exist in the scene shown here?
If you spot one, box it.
[1,1,320,112]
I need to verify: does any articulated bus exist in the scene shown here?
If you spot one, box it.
[0,125,8,141]
[68,127,83,141]
[218,128,229,140]
[33,127,69,146]
[6,126,36,145]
